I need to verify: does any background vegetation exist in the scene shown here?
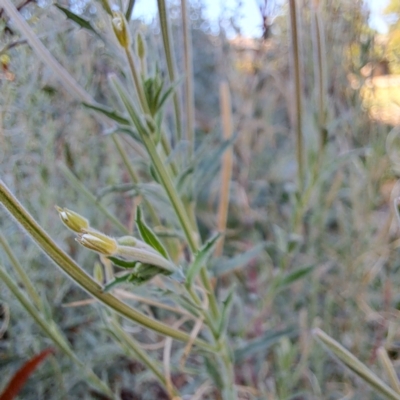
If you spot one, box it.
[2,0,400,399]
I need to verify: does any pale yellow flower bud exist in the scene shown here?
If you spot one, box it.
[77,229,117,255]
[0,54,10,66]
[93,262,104,284]
[112,11,130,49]
[136,33,146,60]
[55,206,89,233]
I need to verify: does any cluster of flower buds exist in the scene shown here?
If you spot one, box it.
[55,207,177,275]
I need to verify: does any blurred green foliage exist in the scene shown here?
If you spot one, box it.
[1,0,400,399]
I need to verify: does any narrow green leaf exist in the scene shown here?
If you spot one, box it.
[135,207,168,259]
[110,76,149,138]
[193,137,236,195]
[313,328,400,400]
[132,264,171,284]
[161,289,202,317]
[82,102,130,125]
[149,164,161,184]
[103,273,134,292]
[114,127,141,143]
[217,286,235,339]
[394,197,400,229]
[273,224,288,253]
[287,233,303,253]
[54,5,99,35]
[234,328,297,361]
[108,257,138,269]
[204,356,224,389]
[274,265,314,290]
[103,266,168,291]
[211,243,266,276]
[157,83,177,110]
[176,166,194,195]
[186,233,221,287]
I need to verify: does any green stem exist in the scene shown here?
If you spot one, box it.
[220,341,237,399]
[156,0,182,141]
[0,233,43,310]
[311,4,327,155]
[112,77,220,320]
[314,329,400,400]
[0,179,214,351]
[161,135,178,177]
[125,0,136,20]
[125,48,150,115]
[111,134,160,225]
[180,0,195,154]
[0,263,114,398]
[289,0,304,193]
[110,317,179,396]
[140,126,219,319]
[124,47,178,177]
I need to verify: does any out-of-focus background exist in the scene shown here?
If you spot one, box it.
[3,0,400,398]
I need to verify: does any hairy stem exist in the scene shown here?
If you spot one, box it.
[289,0,304,193]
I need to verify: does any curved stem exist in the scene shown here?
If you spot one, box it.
[0,180,214,351]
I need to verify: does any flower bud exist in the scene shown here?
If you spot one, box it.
[116,245,176,272]
[93,262,104,284]
[77,229,117,255]
[0,54,10,67]
[112,11,130,49]
[55,206,89,233]
[136,33,146,60]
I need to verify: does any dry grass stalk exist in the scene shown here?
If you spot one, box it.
[215,81,234,257]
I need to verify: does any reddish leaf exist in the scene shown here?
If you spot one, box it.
[0,348,54,400]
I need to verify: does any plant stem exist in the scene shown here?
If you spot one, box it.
[0,179,214,350]
[377,347,400,394]
[125,0,136,21]
[0,0,92,103]
[0,263,115,398]
[156,0,182,141]
[139,120,219,319]
[109,316,179,397]
[180,0,195,153]
[125,48,150,115]
[313,329,400,400]
[0,0,155,230]
[112,77,221,320]
[0,233,43,310]
[215,82,233,257]
[289,0,304,193]
[124,47,178,178]
[111,134,160,225]
[311,1,327,155]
